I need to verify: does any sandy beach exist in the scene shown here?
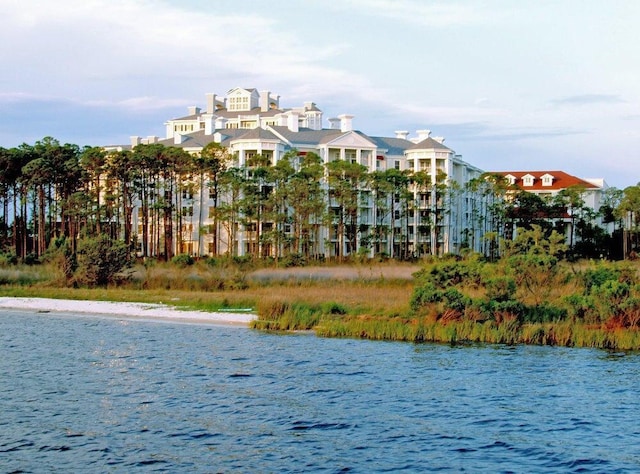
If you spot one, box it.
[0,297,256,326]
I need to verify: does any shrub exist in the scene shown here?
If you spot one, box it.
[75,235,131,287]
[322,301,347,315]
[171,253,195,267]
[442,288,471,313]
[282,253,306,268]
[0,252,18,266]
[410,282,444,311]
[485,276,516,302]
[523,303,568,323]
[582,265,619,294]
[23,253,40,265]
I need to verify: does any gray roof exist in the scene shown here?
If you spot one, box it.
[233,128,280,141]
[408,137,452,151]
[370,136,413,156]
[172,113,200,121]
[213,107,282,119]
[156,131,219,149]
[270,126,345,146]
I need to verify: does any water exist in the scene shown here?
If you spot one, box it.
[1,311,640,473]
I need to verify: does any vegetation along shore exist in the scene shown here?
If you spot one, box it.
[2,225,640,350]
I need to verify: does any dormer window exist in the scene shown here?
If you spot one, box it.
[522,174,535,187]
[541,173,555,186]
[505,174,516,185]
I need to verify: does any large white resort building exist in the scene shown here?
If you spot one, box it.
[109,87,605,259]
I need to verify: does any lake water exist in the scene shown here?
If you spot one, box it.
[1,310,640,473]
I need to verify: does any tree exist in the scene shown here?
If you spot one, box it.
[75,234,131,287]
[216,167,245,257]
[554,184,587,251]
[286,151,326,259]
[382,168,411,259]
[105,150,138,250]
[80,146,107,236]
[502,225,568,306]
[618,183,640,257]
[326,160,367,260]
[197,142,230,256]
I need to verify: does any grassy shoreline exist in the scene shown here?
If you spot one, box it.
[2,259,640,351]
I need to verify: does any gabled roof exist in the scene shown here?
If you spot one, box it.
[491,170,600,191]
[213,107,282,119]
[407,137,452,151]
[171,113,200,121]
[370,136,413,156]
[269,126,344,146]
[170,107,285,121]
[232,128,280,141]
[156,131,219,149]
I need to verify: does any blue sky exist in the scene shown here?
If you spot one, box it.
[2,0,639,188]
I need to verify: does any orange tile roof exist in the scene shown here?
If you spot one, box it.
[489,170,599,191]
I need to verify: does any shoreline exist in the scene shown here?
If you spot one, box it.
[0,297,256,327]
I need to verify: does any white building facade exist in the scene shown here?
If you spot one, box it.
[111,87,601,259]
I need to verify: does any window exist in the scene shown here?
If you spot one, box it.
[395,161,400,170]
[522,174,535,187]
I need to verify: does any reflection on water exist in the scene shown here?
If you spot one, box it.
[1,311,639,472]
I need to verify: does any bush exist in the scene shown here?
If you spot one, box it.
[23,253,40,265]
[410,282,444,311]
[582,265,620,294]
[282,253,306,268]
[321,301,347,315]
[75,235,131,287]
[171,253,194,267]
[523,303,568,323]
[0,252,18,266]
[485,276,516,302]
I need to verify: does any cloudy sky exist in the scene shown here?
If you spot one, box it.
[2,0,639,188]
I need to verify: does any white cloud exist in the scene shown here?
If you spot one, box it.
[1,0,363,103]
[336,0,495,26]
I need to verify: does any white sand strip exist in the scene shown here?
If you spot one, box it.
[0,297,256,326]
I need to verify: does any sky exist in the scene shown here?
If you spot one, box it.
[1,0,639,188]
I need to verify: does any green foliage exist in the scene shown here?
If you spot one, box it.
[321,301,347,315]
[171,253,195,267]
[282,252,306,268]
[484,276,516,302]
[582,264,620,294]
[410,282,444,312]
[413,258,481,289]
[0,252,18,266]
[75,235,131,287]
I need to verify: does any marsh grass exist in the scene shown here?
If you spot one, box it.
[4,257,640,350]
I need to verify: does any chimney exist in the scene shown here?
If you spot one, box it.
[203,113,215,135]
[187,106,201,116]
[395,130,409,140]
[260,90,270,112]
[304,101,315,110]
[328,118,341,130]
[174,134,185,145]
[287,111,299,132]
[130,136,141,147]
[147,136,158,144]
[416,129,431,141]
[339,114,354,132]
[206,93,216,114]
[433,136,445,144]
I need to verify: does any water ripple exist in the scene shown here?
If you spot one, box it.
[2,311,640,472]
